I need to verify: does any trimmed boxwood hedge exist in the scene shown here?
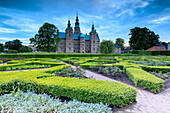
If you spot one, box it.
[0,61,65,71]
[126,68,164,93]
[141,66,170,73]
[0,65,137,108]
[0,53,137,59]
[132,50,170,56]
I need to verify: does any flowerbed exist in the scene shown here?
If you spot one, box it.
[0,90,112,113]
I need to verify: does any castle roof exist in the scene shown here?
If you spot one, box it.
[80,33,85,37]
[58,32,100,41]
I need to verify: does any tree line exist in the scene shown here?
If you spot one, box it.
[1,22,167,54]
[0,39,32,53]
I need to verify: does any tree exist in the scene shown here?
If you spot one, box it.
[100,40,115,54]
[18,46,33,53]
[30,22,60,52]
[5,39,22,51]
[161,42,167,49]
[0,43,4,52]
[115,38,124,50]
[129,27,159,50]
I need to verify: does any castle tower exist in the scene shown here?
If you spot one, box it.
[74,14,81,34]
[65,19,73,53]
[89,24,97,53]
[80,33,85,53]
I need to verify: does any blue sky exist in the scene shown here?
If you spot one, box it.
[0,0,170,46]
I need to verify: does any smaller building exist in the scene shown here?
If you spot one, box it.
[147,46,167,51]
[28,45,37,52]
[168,42,170,50]
[114,44,121,54]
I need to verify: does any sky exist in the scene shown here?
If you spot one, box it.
[0,0,170,46]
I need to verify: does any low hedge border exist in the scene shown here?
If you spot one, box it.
[0,61,65,71]
[0,65,137,107]
[141,66,170,73]
[0,53,137,59]
[126,68,164,93]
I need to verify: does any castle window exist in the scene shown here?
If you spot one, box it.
[82,48,84,50]
[60,44,62,47]
[93,40,95,43]
[75,44,77,47]
[69,48,71,51]
[69,30,71,33]
[93,48,95,51]
[86,45,88,48]
[82,44,84,46]
[69,34,71,37]
[78,45,79,47]
[61,39,63,42]
[93,45,95,48]
[69,39,71,42]
[69,43,71,47]
[75,40,77,43]
[61,47,62,51]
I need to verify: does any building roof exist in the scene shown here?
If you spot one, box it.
[85,35,89,40]
[73,33,79,40]
[114,44,121,48]
[147,46,167,51]
[58,32,65,39]
[58,32,100,41]
[80,33,85,37]
[157,43,166,48]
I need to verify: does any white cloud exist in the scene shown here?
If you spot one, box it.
[0,37,29,41]
[116,9,134,17]
[0,27,17,33]
[152,16,170,24]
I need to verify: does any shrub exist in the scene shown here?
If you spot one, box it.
[8,50,18,53]
[142,66,170,73]
[126,68,164,93]
[0,65,137,108]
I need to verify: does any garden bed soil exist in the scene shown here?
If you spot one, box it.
[87,69,135,87]
[88,69,170,89]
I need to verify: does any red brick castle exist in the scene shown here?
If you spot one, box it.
[57,15,100,53]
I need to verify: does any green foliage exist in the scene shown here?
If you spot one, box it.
[30,22,60,52]
[5,39,22,51]
[0,90,112,112]
[129,27,159,50]
[8,50,18,53]
[0,43,4,52]
[142,66,170,73]
[126,68,164,93]
[115,38,124,50]
[132,50,170,56]
[0,65,137,108]
[100,40,116,54]
[0,59,64,71]
[0,53,136,59]
[18,46,33,53]
[53,66,86,78]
